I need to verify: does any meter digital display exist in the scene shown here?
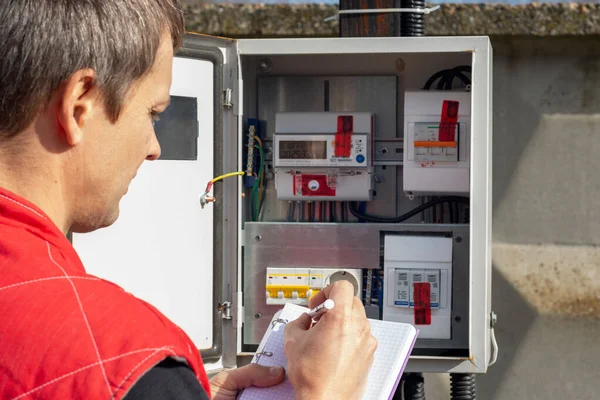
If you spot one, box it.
[279,140,327,160]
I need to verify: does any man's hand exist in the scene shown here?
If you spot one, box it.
[284,280,378,400]
[209,364,285,400]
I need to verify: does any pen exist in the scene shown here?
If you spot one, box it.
[307,299,335,321]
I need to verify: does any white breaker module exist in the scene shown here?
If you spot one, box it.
[404,91,471,195]
[273,112,374,201]
[383,235,453,340]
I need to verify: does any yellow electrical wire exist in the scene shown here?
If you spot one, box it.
[211,171,245,184]
[204,171,245,195]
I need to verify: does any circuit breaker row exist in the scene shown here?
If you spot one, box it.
[393,269,444,309]
[265,267,362,306]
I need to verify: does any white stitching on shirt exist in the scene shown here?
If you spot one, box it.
[0,276,100,293]
[0,193,46,219]
[10,347,176,400]
[112,347,178,397]
[46,242,113,398]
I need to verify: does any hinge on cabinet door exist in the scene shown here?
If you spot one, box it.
[218,301,232,320]
[223,89,233,108]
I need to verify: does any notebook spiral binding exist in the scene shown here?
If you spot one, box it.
[253,317,290,364]
[255,351,274,361]
[271,318,289,328]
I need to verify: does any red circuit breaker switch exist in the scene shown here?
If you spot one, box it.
[335,115,353,158]
[438,100,459,142]
[413,282,432,325]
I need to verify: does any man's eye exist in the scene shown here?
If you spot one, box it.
[150,110,160,125]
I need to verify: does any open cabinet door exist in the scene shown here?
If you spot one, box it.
[72,34,238,367]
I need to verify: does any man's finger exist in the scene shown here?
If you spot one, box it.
[285,312,312,334]
[308,290,327,309]
[214,363,285,391]
[308,280,355,309]
[352,295,367,318]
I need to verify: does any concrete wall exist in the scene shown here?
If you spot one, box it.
[184,4,600,398]
[469,35,600,400]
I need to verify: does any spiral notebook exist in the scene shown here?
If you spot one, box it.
[238,303,419,400]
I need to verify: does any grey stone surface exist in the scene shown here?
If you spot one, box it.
[493,242,600,317]
[491,36,600,246]
[183,4,338,38]
[181,3,600,38]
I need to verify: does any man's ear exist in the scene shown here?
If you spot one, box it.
[57,68,97,146]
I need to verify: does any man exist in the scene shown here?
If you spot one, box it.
[0,1,377,399]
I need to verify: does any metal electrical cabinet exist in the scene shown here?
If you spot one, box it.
[72,34,494,376]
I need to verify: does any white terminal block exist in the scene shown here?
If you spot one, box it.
[273,112,374,201]
[265,267,362,306]
[403,91,471,195]
[383,235,453,340]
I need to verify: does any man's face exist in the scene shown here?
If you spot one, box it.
[69,35,173,233]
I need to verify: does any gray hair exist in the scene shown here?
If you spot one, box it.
[0,0,185,137]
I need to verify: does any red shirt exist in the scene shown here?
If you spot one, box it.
[0,187,211,399]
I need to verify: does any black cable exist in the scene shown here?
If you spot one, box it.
[435,69,470,90]
[424,65,472,91]
[450,373,476,400]
[331,201,337,222]
[423,70,448,91]
[426,196,431,223]
[453,201,460,224]
[445,66,471,90]
[403,373,425,399]
[401,0,425,37]
[349,196,469,224]
[296,201,301,222]
[452,65,472,75]
[436,73,449,90]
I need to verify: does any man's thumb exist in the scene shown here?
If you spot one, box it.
[223,363,285,389]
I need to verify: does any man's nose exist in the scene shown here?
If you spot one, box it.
[147,133,161,161]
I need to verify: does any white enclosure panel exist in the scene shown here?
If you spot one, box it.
[237,36,493,373]
[72,57,215,349]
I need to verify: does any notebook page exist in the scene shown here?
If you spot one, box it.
[238,303,417,400]
[239,304,308,400]
[362,320,418,400]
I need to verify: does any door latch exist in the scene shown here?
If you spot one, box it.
[218,301,232,320]
[223,89,233,108]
